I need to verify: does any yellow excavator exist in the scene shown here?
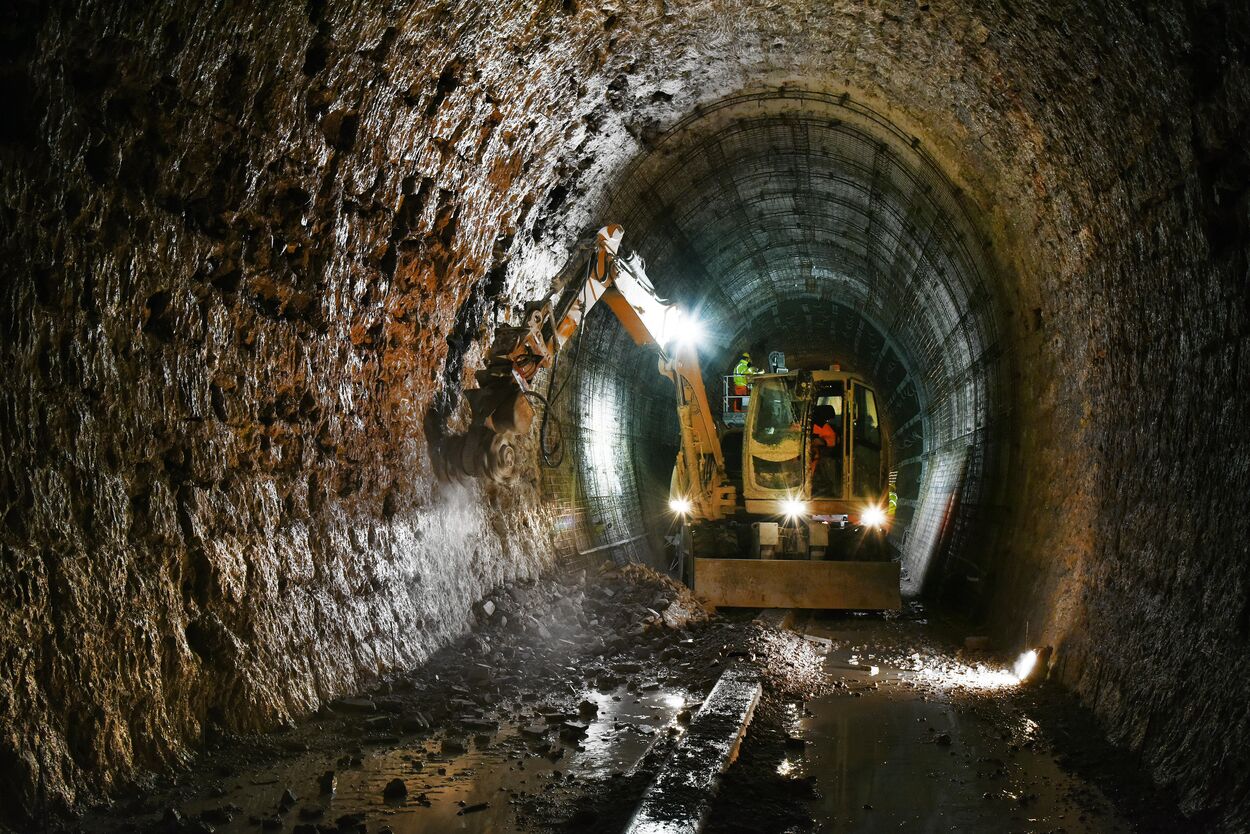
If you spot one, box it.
[438,225,900,610]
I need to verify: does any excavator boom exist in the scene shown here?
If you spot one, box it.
[440,226,734,521]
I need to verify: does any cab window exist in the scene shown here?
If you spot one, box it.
[810,382,845,498]
[854,385,880,448]
[853,384,883,497]
[749,377,804,492]
[750,378,802,446]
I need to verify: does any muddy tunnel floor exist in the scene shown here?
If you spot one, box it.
[59,567,1198,834]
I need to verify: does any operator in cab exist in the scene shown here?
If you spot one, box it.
[809,404,842,495]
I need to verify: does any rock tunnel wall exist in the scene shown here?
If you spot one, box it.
[0,0,581,818]
[1,0,1247,827]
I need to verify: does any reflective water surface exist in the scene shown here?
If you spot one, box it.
[791,620,1130,833]
[92,684,689,833]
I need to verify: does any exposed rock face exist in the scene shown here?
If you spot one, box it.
[0,0,1247,828]
[0,0,569,818]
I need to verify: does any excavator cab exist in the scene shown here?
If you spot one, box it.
[741,369,889,527]
[688,366,900,610]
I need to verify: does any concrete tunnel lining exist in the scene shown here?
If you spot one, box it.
[546,91,1008,594]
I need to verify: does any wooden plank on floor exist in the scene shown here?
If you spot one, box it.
[694,558,902,610]
[624,664,762,834]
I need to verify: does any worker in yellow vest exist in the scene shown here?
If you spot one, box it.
[731,352,759,412]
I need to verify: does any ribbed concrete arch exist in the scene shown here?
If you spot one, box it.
[556,90,1010,592]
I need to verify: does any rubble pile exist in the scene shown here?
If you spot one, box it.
[369,562,712,710]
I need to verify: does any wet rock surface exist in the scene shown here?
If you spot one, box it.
[27,569,1215,834]
[703,609,1203,834]
[54,564,720,833]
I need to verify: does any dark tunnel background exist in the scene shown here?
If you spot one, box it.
[1,0,1248,828]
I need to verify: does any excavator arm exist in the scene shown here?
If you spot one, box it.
[438,225,735,521]
[661,347,735,521]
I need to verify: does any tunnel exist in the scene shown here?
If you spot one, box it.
[1,1,1248,832]
[550,90,1006,601]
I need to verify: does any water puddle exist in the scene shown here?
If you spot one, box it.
[105,685,689,833]
[782,627,1130,833]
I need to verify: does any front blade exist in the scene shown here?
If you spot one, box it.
[693,558,901,610]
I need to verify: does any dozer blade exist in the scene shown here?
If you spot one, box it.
[693,558,901,610]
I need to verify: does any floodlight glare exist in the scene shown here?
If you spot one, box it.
[674,316,704,350]
[669,497,693,515]
[862,506,887,528]
[661,309,703,352]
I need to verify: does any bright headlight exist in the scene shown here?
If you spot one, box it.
[780,499,807,518]
[669,497,692,515]
[862,506,887,528]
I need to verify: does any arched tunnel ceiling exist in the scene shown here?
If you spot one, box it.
[608,92,1004,429]
[552,90,1012,587]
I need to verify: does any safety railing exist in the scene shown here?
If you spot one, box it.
[722,375,749,426]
